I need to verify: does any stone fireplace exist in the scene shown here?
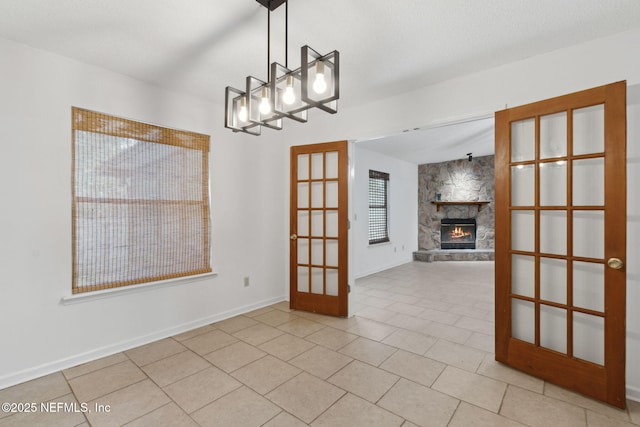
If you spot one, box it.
[414,155,495,261]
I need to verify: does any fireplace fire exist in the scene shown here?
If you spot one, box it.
[441,218,476,249]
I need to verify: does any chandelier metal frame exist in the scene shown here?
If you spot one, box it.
[225,0,340,135]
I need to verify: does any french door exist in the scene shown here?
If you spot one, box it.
[495,81,627,408]
[289,141,348,317]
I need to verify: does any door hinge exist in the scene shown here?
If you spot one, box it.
[348,220,351,230]
[348,284,351,293]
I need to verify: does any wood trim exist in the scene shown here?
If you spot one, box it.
[494,81,627,408]
[506,338,607,400]
[566,107,575,358]
[603,81,627,407]
[534,115,541,348]
[290,140,348,317]
[337,141,349,317]
[431,201,490,211]
[494,108,511,363]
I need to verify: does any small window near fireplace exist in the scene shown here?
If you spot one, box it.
[368,170,390,244]
[440,218,476,249]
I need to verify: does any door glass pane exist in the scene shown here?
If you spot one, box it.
[326,269,338,296]
[311,182,324,208]
[311,211,323,236]
[298,183,309,208]
[573,158,604,206]
[511,118,535,162]
[573,211,604,259]
[512,255,534,297]
[326,181,339,208]
[540,211,566,255]
[325,151,339,179]
[573,104,604,155]
[297,266,309,292]
[311,267,324,294]
[540,112,567,159]
[539,161,566,206]
[311,239,324,265]
[326,211,338,237]
[511,165,535,206]
[326,239,339,267]
[573,261,604,312]
[311,153,324,179]
[297,210,309,236]
[540,305,567,354]
[297,154,309,180]
[540,258,566,304]
[512,211,535,252]
[297,238,309,264]
[512,299,535,344]
[574,312,604,365]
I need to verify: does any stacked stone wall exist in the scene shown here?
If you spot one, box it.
[418,155,495,250]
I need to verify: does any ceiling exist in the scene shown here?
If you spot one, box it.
[356,116,495,165]
[1,0,639,163]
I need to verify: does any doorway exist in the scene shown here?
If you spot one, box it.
[348,82,634,407]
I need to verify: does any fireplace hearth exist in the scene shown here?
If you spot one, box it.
[440,218,476,249]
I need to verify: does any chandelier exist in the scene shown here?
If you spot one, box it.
[225,0,340,135]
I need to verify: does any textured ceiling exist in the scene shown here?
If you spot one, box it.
[357,116,495,165]
[1,0,639,162]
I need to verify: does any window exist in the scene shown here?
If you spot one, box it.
[71,107,211,294]
[368,170,390,244]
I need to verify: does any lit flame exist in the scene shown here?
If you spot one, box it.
[450,227,473,240]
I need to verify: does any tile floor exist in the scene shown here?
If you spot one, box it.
[1,261,639,426]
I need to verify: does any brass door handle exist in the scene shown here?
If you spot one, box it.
[290,234,298,241]
[607,258,624,270]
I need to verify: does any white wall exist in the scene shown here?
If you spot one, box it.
[2,25,640,399]
[353,147,418,278]
[275,29,640,399]
[0,37,287,389]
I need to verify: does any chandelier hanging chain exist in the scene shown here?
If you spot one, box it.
[266,0,288,77]
[267,4,270,80]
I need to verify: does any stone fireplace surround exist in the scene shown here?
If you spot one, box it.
[414,155,495,262]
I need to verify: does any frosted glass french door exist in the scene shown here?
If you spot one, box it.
[290,141,348,317]
[495,82,627,408]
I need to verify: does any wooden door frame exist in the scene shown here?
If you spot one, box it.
[495,81,627,407]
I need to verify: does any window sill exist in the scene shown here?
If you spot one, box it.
[60,271,218,305]
[368,241,392,247]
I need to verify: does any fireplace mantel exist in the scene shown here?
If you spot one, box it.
[431,201,490,212]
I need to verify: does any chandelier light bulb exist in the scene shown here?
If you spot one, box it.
[283,75,296,105]
[313,61,327,94]
[259,87,271,115]
[238,97,248,122]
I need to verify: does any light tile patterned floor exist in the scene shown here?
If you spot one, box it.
[1,261,638,426]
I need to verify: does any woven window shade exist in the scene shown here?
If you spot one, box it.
[368,170,390,244]
[71,107,212,294]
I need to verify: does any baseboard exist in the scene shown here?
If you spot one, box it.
[354,257,413,279]
[627,385,640,403]
[0,295,286,391]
